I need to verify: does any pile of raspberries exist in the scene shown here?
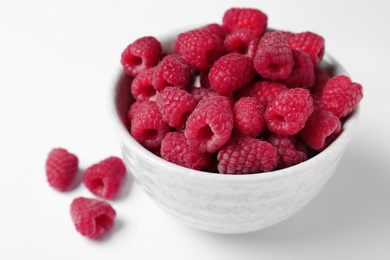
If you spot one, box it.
[121,7,363,175]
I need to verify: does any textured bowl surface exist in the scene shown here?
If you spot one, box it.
[108,29,360,234]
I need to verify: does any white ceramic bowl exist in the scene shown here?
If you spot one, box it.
[108,29,360,234]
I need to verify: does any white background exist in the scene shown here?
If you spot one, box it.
[1,0,389,259]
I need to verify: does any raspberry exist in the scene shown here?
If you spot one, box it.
[281,50,315,89]
[175,29,223,70]
[83,157,126,199]
[266,134,307,169]
[235,80,288,107]
[298,108,342,151]
[265,88,314,136]
[208,52,255,96]
[161,132,211,170]
[187,86,218,103]
[185,95,234,153]
[311,67,330,109]
[233,97,266,137]
[217,135,278,174]
[45,148,79,191]
[254,31,294,81]
[130,101,170,149]
[288,31,325,66]
[152,54,191,91]
[130,67,157,102]
[156,87,197,129]
[223,28,259,59]
[121,36,162,77]
[127,100,142,122]
[321,75,363,118]
[222,7,268,37]
[200,23,227,39]
[70,197,116,239]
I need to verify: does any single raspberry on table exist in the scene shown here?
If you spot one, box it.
[185,95,234,153]
[222,7,268,37]
[223,28,259,59]
[161,132,211,170]
[130,67,157,102]
[281,50,315,89]
[70,197,116,239]
[82,156,126,199]
[217,135,278,174]
[121,36,162,77]
[208,52,255,96]
[233,97,266,137]
[175,29,223,70]
[45,148,79,191]
[254,31,294,81]
[298,108,342,151]
[156,87,197,129]
[130,101,170,150]
[321,75,363,118]
[287,31,325,66]
[152,54,191,91]
[265,88,314,136]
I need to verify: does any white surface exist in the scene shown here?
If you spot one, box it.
[0,0,389,259]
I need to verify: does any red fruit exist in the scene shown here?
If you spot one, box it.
[130,67,157,102]
[288,31,325,66]
[45,148,78,191]
[199,23,227,39]
[233,97,266,137]
[187,86,218,103]
[223,28,259,59]
[70,197,116,239]
[281,50,315,89]
[222,7,268,37]
[83,157,127,199]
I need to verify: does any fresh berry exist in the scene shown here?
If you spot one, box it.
[265,88,314,136]
[187,86,218,103]
[121,36,162,77]
[156,87,197,129]
[161,132,211,170]
[281,50,315,89]
[152,54,191,91]
[70,197,116,239]
[130,101,170,149]
[223,28,259,59]
[311,67,330,108]
[199,23,227,39]
[185,95,234,153]
[222,7,268,37]
[45,148,79,191]
[209,52,255,96]
[217,135,278,174]
[233,97,266,136]
[298,108,342,151]
[83,157,126,199]
[127,100,142,122]
[130,67,157,102]
[254,31,294,81]
[266,134,307,168]
[321,75,363,118]
[235,80,288,107]
[287,31,325,66]
[175,29,223,70]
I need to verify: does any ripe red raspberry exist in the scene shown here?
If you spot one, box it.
[254,31,294,81]
[208,52,255,96]
[199,23,227,39]
[311,67,330,109]
[127,100,142,122]
[46,148,79,191]
[222,7,268,37]
[288,31,325,66]
[83,157,126,199]
[121,36,162,77]
[298,108,342,151]
[156,87,197,129]
[161,132,211,170]
[152,54,191,91]
[70,197,116,239]
[266,134,308,169]
[321,75,363,118]
[130,101,170,149]
[265,88,314,136]
[217,135,278,174]
[187,86,218,103]
[223,28,259,59]
[185,95,234,153]
[131,67,156,102]
[235,80,288,107]
[281,50,315,89]
[175,29,223,70]
[233,97,266,137]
